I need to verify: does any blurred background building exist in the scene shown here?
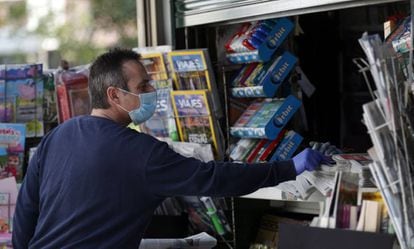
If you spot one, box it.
[0,0,137,68]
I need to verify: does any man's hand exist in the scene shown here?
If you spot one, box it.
[292,148,330,175]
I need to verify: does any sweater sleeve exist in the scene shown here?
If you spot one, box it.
[145,141,296,197]
[12,150,40,249]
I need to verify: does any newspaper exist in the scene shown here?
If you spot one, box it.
[139,232,217,249]
[162,140,215,162]
[276,155,371,200]
[358,32,414,249]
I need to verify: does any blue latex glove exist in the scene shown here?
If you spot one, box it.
[292,148,329,175]
[309,141,342,156]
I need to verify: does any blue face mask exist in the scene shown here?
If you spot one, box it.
[117,88,157,125]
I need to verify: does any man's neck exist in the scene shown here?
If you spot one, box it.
[91,108,127,125]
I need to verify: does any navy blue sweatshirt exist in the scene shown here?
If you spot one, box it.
[13,115,296,249]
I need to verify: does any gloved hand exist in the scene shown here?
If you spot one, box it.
[292,148,328,175]
[309,141,342,156]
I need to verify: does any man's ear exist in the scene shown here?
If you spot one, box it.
[107,86,120,104]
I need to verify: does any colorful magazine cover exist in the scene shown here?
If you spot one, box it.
[68,88,90,117]
[168,50,211,90]
[55,69,89,123]
[0,123,26,182]
[171,90,219,155]
[42,72,58,125]
[0,177,18,235]
[0,96,16,124]
[0,64,44,137]
[140,53,168,81]
[169,49,223,119]
[0,65,15,123]
[140,79,178,141]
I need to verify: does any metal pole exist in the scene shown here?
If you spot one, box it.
[136,0,146,47]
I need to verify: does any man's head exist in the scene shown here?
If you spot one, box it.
[89,48,155,125]
[90,48,142,109]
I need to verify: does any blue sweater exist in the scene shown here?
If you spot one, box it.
[12,115,296,249]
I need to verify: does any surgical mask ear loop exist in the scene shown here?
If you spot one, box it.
[116,103,130,114]
[113,88,138,113]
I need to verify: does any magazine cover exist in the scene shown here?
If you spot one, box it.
[68,88,90,117]
[0,65,15,123]
[0,177,18,235]
[55,69,89,123]
[0,96,16,124]
[171,90,219,156]
[169,49,222,119]
[140,53,168,81]
[168,50,211,90]
[42,72,58,125]
[0,123,26,182]
[140,79,178,141]
[0,64,44,137]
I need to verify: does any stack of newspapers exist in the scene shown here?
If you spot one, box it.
[275,154,372,200]
[358,32,414,249]
[139,232,217,249]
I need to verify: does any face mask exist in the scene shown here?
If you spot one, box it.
[117,88,157,125]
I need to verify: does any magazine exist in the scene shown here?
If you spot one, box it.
[55,68,89,123]
[68,88,90,117]
[141,53,168,81]
[171,90,220,156]
[169,50,210,90]
[0,123,26,182]
[140,80,178,140]
[0,177,18,234]
[0,64,44,137]
[168,49,222,118]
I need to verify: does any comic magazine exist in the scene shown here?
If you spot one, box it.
[0,123,26,182]
[0,64,44,137]
[171,90,220,156]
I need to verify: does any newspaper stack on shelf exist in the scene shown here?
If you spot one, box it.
[275,154,373,200]
[139,232,217,249]
[358,32,414,249]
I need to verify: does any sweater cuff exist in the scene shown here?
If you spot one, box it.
[274,159,297,184]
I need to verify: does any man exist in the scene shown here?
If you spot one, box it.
[13,48,326,248]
